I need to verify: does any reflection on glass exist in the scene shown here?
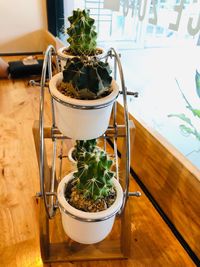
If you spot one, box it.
[59,0,200,169]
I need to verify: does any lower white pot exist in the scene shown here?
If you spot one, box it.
[67,147,76,164]
[57,172,123,244]
[49,72,119,140]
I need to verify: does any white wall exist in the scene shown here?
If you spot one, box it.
[0,0,47,53]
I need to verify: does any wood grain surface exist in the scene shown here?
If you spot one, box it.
[0,56,196,267]
[116,103,200,260]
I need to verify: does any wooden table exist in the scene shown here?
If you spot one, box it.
[0,56,195,267]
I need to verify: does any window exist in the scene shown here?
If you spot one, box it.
[46,0,64,38]
[54,0,200,169]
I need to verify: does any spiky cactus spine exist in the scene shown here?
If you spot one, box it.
[67,9,97,56]
[73,148,115,200]
[62,57,112,100]
[72,139,97,161]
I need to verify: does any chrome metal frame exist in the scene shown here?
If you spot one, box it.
[108,48,131,213]
[39,45,58,218]
[37,45,140,221]
[58,202,120,223]
[51,93,119,110]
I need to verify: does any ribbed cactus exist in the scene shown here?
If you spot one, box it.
[73,148,115,200]
[62,57,113,99]
[67,9,97,56]
[72,139,97,161]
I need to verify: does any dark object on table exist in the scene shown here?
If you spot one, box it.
[8,57,44,79]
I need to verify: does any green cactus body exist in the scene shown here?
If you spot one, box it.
[73,148,115,200]
[62,57,113,100]
[72,139,97,161]
[67,9,97,56]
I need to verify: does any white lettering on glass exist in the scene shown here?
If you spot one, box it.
[103,0,120,12]
[168,0,184,31]
[187,11,200,36]
[105,0,200,37]
[122,0,136,17]
[130,0,136,18]
[138,0,147,21]
[148,0,157,25]
[123,0,129,16]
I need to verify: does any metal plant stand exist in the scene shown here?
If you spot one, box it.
[32,45,140,263]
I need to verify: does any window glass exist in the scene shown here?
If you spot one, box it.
[60,0,200,170]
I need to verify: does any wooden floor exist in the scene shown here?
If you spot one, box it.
[0,56,196,267]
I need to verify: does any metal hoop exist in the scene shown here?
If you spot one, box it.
[38,45,137,220]
[39,45,58,219]
[58,202,120,223]
[50,93,119,110]
[107,48,131,213]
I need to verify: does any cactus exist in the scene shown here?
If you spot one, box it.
[72,139,97,161]
[67,9,97,56]
[62,57,113,100]
[73,147,115,200]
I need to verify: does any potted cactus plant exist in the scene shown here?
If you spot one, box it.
[58,9,103,69]
[57,144,123,244]
[49,56,119,140]
[68,139,97,164]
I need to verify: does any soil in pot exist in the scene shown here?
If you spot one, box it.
[57,81,113,100]
[65,179,117,212]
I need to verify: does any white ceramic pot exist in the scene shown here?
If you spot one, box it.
[57,47,75,70]
[68,147,76,164]
[57,47,105,70]
[49,72,119,140]
[57,172,123,244]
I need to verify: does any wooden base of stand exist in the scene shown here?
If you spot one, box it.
[33,121,131,263]
[38,199,130,263]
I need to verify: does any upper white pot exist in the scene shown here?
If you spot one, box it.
[57,47,104,70]
[57,47,75,70]
[57,172,123,244]
[49,72,119,140]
